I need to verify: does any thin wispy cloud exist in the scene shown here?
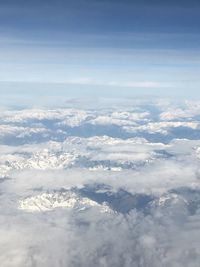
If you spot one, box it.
[0,0,199,97]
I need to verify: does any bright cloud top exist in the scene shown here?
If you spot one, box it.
[1,99,200,266]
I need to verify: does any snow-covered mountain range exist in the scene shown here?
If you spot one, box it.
[2,100,200,267]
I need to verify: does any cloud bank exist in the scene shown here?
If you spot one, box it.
[1,99,200,266]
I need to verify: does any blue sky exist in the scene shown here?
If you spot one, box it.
[0,0,200,100]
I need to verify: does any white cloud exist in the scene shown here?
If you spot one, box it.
[160,101,200,120]
[1,101,200,266]
[124,121,199,134]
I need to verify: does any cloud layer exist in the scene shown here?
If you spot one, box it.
[1,99,200,266]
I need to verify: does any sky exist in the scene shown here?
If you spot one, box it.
[0,0,200,101]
